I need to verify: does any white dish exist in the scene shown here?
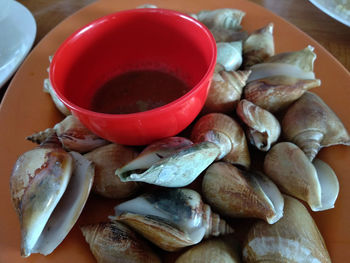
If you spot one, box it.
[309,0,350,27]
[0,0,36,88]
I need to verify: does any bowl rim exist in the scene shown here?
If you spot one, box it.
[49,7,217,119]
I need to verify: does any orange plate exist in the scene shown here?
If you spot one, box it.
[0,0,349,262]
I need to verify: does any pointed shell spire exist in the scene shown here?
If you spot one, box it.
[27,115,109,153]
[243,23,275,68]
[191,113,251,168]
[110,188,234,251]
[203,70,251,114]
[282,92,350,160]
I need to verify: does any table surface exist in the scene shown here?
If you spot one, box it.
[1,0,349,101]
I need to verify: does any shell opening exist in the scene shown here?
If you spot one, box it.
[248,63,315,83]
[31,152,94,255]
[251,173,284,224]
[312,159,339,211]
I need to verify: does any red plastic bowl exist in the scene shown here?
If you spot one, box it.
[50,8,217,145]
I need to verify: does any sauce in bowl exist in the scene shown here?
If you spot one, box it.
[90,69,190,114]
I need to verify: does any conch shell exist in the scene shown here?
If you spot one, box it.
[193,8,245,31]
[243,23,275,68]
[175,235,241,263]
[116,137,219,187]
[81,221,161,263]
[203,69,251,114]
[43,78,71,116]
[236,99,280,151]
[10,136,94,257]
[210,27,248,43]
[137,4,157,8]
[191,113,251,168]
[202,162,284,224]
[282,92,350,160]
[84,143,139,199]
[264,142,339,211]
[110,188,234,251]
[217,41,243,71]
[43,56,70,116]
[27,115,109,153]
[247,46,317,82]
[243,195,331,263]
[243,75,321,112]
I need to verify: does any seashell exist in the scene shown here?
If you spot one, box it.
[210,27,248,42]
[137,4,158,8]
[243,75,321,112]
[10,136,94,256]
[243,23,275,68]
[282,92,350,160]
[43,78,71,116]
[264,142,339,211]
[191,113,251,168]
[243,195,331,263]
[81,221,161,263]
[203,70,251,114]
[236,99,281,151]
[116,137,219,187]
[27,115,109,153]
[175,235,241,263]
[110,188,234,251]
[84,143,139,199]
[217,41,243,71]
[195,8,245,31]
[202,162,284,224]
[247,46,317,82]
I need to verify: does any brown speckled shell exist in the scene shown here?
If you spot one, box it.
[81,221,161,263]
[84,143,139,199]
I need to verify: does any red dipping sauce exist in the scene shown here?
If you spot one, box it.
[90,69,190,114]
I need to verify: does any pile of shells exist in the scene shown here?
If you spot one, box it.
[9,5,349,263]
